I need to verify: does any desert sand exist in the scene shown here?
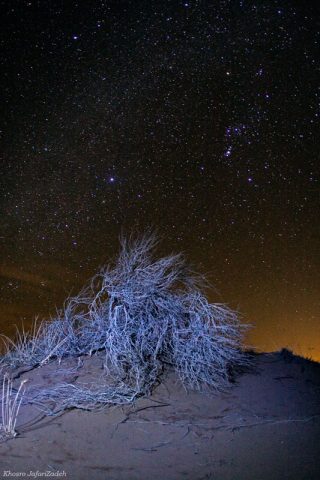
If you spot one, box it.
[0,350,319,480]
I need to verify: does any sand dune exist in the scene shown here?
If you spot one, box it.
[1,350,319,480]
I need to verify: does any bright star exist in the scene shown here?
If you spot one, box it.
[224,146,232,157]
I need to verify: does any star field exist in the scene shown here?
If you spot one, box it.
[0,1,319,359]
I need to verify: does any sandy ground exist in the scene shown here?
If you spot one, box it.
[0,350,319,480]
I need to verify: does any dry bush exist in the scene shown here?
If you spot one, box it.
[1,233,250,413]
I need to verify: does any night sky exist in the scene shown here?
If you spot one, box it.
[0,1,319,360]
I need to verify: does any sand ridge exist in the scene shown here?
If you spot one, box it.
[0,350,319,480]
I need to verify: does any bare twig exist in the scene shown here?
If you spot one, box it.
[123,414,320,432]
